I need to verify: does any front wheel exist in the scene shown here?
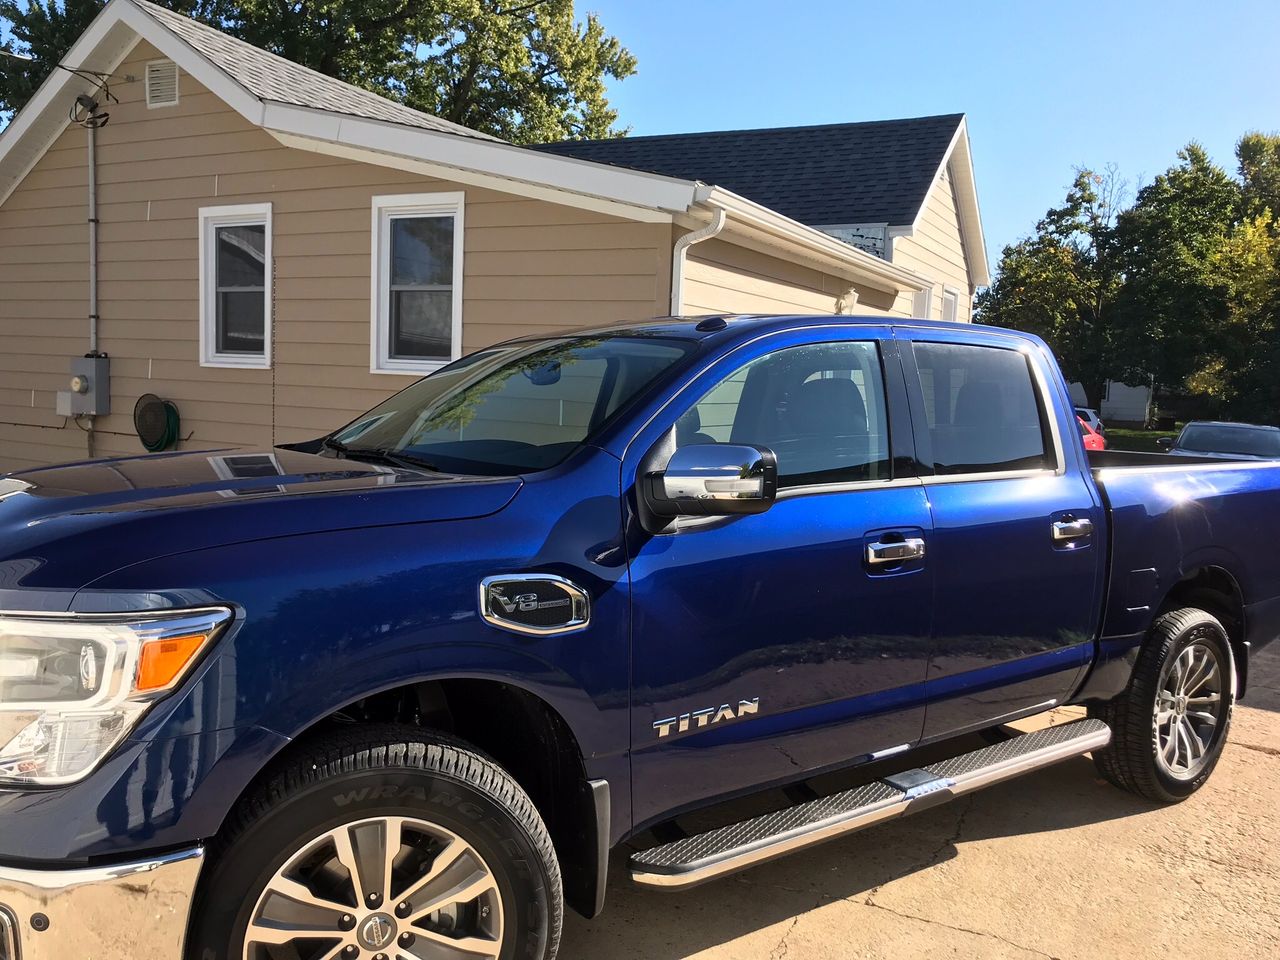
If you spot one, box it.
[187,727,563,960]
[1090,607,1235,802]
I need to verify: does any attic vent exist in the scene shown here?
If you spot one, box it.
[145,60,179,108]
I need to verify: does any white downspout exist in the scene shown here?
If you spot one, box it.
[87,117,99,355]
[670,208,726,316]
[84,101,101,459]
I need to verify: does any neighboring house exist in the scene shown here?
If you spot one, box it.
[0,0,988,473]
[1069,380,1153,425]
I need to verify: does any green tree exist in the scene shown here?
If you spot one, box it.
[1,0,635,142]
[1183,207,1280,419]
[0,0,132,120]
[975,167,1132,410]
[1238,132,1280,221]
[1113,144,1239,395]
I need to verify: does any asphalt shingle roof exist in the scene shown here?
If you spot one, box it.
[133,0,501,141]
[533,114,964,226]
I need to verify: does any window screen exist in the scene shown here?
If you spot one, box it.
[389,215,455,360]
[214,223,266,355]
[678,341,891,488]
[912,342,1053,475]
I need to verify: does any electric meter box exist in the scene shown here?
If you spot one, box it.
[57,355,111,417]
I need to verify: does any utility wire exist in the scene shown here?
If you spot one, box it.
[2,49,131,124]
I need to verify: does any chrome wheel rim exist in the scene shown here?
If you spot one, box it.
[244,815,505,960]
[1154,641,1224,780]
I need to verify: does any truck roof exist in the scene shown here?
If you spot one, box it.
[550,314,1031,346]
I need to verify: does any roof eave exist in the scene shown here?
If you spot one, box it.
[696,186,928,295]
[260,104,698,215]
[0,0,145,207]
[908,116,990,287]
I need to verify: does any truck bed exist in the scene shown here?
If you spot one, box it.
[1088,448,1280,675]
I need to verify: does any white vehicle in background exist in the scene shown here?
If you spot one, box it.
[1075,407,1105,436]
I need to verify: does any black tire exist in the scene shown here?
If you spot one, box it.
[1089,607,1235,802]
[187,725,563,960]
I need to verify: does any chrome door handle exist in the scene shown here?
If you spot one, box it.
[866,538,926,565]
[1052,518,1094,541]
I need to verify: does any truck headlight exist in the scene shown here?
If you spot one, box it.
[0,608,232,786]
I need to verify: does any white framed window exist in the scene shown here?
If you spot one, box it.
[199,203,272,369]
[371,192,465,375]
[941,287,961,323]
[913,286,933,320]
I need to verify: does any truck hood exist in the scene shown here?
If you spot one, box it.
[0,448,522,597]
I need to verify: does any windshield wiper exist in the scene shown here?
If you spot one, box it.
[321,437,441,473]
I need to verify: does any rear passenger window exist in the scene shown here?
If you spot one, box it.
[912,342,1054,475]
[677,341,891,488]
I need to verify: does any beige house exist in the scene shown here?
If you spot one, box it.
[0,0,988,473]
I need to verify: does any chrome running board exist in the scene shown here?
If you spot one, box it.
[630,718,1110,890]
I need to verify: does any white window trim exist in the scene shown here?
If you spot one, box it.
[913,286,934,320]
[370,192,465,375]
[199,202,273,369]
[941,286,962,323]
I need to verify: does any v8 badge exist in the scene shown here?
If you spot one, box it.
[480,574,590,636]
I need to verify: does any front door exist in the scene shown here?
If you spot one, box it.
[898,331,1106,740]
[624,331,935,829]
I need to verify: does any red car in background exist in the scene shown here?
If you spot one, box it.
[1079,416,1107,450]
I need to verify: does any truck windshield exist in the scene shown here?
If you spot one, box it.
[1178,424,1280,457]
[330,335,695,475]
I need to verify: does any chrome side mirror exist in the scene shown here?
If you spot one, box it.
[646,443,778,518]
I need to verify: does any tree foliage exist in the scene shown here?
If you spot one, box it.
[1238,132,1280,220]
[1,0,636,142]
[1113,145,1239,393]
[973,167,1131,410]
[979,134,1280,423]
[0,0,109,119]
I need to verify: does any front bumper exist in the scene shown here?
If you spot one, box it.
[0,847,203,960]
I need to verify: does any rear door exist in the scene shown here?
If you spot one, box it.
[899,329,1106,739]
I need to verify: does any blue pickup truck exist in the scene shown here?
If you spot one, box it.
[1,316,1277,960]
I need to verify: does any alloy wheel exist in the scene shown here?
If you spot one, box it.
[1154,641,1225,780]
[243,815,505,960]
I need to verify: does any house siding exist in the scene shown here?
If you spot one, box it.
[681,235,905,318]
[891,164,973,321]
[0,41,672,472]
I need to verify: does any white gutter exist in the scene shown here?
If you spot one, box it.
[695,186,930,296]
[670,208,726,315]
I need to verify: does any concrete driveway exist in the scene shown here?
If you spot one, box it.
[562,646,1280,960]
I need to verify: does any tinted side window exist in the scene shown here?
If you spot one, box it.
[912,342,1053,475]
[677,341,891,488]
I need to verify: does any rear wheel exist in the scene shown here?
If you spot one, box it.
[1090,607,1234,802]
[187,726,563,960]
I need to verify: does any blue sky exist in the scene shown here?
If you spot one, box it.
[585,0,1280,272]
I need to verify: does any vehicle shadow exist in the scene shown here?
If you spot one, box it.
[1244,642,1280,713]
[560,755,1161,960]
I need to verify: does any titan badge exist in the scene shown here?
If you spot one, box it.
[653,698,760,738]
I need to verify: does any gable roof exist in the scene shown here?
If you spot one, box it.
[133,0,499,141]
[534,114,965,227]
